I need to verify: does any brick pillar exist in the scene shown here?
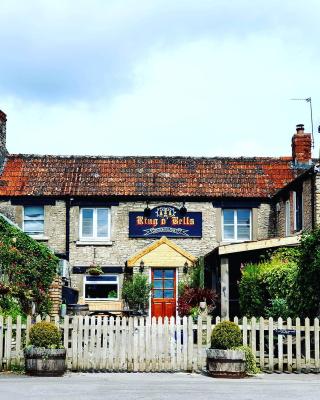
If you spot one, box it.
[49,276,62,316]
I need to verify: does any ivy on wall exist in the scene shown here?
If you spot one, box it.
[0,216,59,316]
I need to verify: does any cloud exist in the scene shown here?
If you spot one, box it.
[0,0,319,103]
[1,1,319,157]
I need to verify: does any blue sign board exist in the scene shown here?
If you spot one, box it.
[129,205,202,238]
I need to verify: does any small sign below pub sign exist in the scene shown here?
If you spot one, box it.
[129,205,202,238]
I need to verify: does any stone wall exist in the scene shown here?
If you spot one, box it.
[275,175,314,237]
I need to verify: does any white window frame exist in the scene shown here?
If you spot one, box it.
[79,207,111,241]
[23,205,45,236]
[222,208,252,242]
[285,199,291,236]
[293,190,303,232]
[84,274,119,301]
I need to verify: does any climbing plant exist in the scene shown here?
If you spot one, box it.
[0,216,59,316]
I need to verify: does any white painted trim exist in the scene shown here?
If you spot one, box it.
[221,208,252,242]
[79,207,111,241]
[219,235,301,255]
[293,191,297,231]
[285,199,291,236]
[76,241,113,246]
[22,205,45,236]
[83,274,119,301]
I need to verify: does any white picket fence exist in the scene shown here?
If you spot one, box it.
[1,315,320,373]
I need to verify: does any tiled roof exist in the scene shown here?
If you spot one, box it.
[0,154,302,199]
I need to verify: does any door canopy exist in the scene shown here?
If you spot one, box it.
[127,236,197,268]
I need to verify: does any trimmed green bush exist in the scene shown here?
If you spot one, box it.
[29,321,62,349]
[211,321,242,349]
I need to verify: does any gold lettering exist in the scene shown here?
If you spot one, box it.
[136,216,144,225]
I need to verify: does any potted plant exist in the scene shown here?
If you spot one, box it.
[24,321,66,376]
[206,321,246,378]
[87,265,103,276]
[122,274,151,315]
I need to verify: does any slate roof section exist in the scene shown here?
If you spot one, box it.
[0,154,302,199]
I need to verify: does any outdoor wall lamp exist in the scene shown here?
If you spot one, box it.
[183,261,188,274]
[144,201,151,217]
[139,260,145,273]
[180,201,187,215]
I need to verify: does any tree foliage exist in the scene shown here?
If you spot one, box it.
[239,248,299,318]
[0,216,59,316]
[122,274,152,312]
[295,227,320,317]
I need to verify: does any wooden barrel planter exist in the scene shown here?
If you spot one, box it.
[206,349,246,378]
[24,348,66,376]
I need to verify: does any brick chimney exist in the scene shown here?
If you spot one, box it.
[0,110,8,168]
[292,124,312,165]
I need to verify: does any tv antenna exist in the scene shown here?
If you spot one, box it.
[290,97,314,148]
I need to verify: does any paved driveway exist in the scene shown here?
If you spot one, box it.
[0,372,319,400]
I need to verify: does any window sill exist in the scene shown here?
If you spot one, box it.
[30,235,49,241]
[76,240,113,246]
[221,239,252,244]
[84,299,120,302]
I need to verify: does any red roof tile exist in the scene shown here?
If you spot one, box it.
[0,154,303,198]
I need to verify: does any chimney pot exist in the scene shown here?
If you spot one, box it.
[296,124,304,134]
[0,110,7,123]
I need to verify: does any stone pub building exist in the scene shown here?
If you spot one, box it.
[0,110,319,318]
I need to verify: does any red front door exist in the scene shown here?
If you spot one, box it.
[151,268,176,319]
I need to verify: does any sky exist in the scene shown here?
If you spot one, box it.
[0,0,319,157]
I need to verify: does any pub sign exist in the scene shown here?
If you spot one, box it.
[129,205,202,238]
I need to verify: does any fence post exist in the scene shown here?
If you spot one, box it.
[82,315,89,371]
[15,316,22,366]
[197,315,203,371]
[150,317,157,372]
[305,318,311,371]
[268,317,274,372]
[296,317,301,372]
[277,317,283,372]
[187,316,193,371]
[259,317,264,370]
[315,318,320,371]
[176,317,182,370]
[4,317,12,369]
[250,317,256,361]
[182,316,188,371]
[242,316,248,346]
[0,316,3,371]
[287,317,293,372]
[168,316,175,372]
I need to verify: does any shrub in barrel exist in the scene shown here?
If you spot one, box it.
[24,321,66,376]
[206,321,246,378]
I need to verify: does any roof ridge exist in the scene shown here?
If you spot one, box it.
[8,153,293,162]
